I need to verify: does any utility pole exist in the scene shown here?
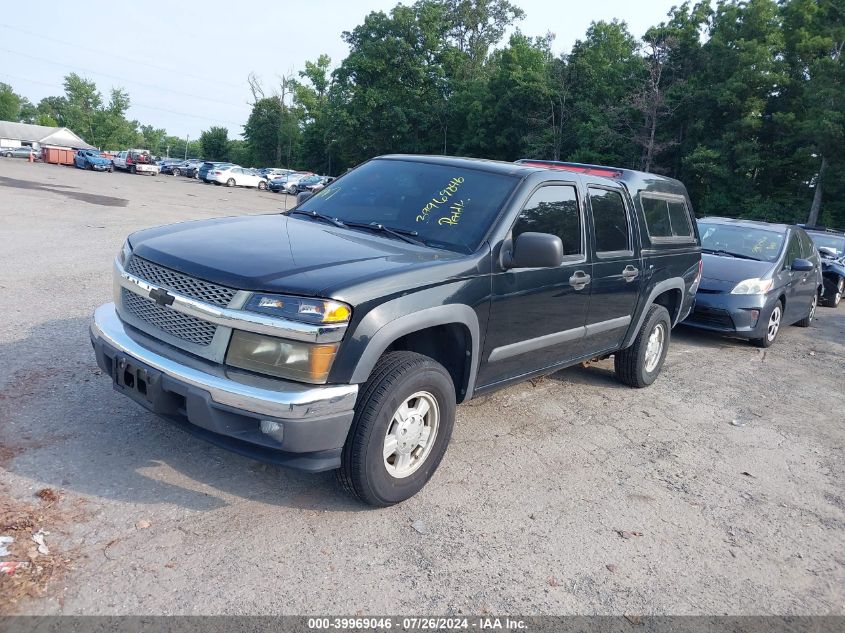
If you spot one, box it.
[184,134,189,160]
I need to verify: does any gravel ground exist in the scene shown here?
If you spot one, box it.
[0,158,843,615]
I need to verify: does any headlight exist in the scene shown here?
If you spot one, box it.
[117,240,132,266]
[244,293,351,324]
[226,330,338,383]
[731,278,773,295]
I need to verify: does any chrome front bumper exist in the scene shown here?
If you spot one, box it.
[91,303,358,420]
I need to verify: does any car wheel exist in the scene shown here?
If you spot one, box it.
[824,278,843,307]
[130,165,136,174]
[795,292,817,327]
[751,299,783,347]
[337,351,456,507]
[258,180,267,190]
[4,152,11,157]
[108,166,113,173]
[226,178,235,187]
[614,304,671,388]
[172,168,181,177]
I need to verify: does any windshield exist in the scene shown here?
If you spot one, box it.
[698,222,785,263]
[297,158,519,253]
[807,232,845,257]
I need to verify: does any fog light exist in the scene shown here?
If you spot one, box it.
[260,420,284,443]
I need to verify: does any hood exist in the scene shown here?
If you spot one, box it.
[700,252,775,284]
[129,214,474,303]
[89,155,111,164]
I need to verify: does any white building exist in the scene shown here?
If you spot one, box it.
[0,120,95,150]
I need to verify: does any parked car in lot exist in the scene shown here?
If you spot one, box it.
[800,225,845,307]
[257,168,291,181]
[288,175,325,194]
[74,149,113,172]
[198,161,233,183]
[309,176,335,193]
[1,146,38,159]
[157,159,183,175]
[208,165,269,189]
[170,159,203,178]
[268,172,312,193]
[90,154,701,506]
[683,218,822,347]
[113,150,160,175]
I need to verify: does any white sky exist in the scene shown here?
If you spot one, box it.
[0,0,682,140]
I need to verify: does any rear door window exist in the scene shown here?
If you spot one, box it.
[589,187,630,254]
[512,185,582,257]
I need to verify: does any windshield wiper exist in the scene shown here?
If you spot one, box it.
[342,221,426,246]
[701,248,761,261]
[288,209,346,228]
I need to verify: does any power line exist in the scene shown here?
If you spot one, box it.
[0,72,245,128]
[1,48,250,110]
[0,23,246,91]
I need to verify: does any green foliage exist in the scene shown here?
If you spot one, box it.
[0,83,23,121]
[3,0,842,227]
[200,126,230,161]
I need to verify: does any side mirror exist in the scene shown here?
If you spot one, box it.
[504,232,564,269]
[791,258,814,272]
[297,191,314,205]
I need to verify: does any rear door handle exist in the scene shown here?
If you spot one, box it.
[569,270,591,290]
[622,265,639,282]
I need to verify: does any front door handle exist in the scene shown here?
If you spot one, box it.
[569,270,591,290]
[622,265,639,282]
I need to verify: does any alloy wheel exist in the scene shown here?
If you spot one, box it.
[808,293,817,321]
[383,391,439,479]
[767,305,782,342]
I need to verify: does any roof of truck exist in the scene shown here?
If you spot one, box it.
[376,155,690,199]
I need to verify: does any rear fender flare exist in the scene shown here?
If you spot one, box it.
[622,278,686,348]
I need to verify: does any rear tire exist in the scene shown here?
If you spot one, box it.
[258,180,267,190]
[795,293,817,327]
[823,278,843,307]
[614,304,671,388]
[751,299,783,347]
[130,165,136,174]
[337,351,456,507]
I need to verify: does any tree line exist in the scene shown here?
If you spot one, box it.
[1,0,842,227]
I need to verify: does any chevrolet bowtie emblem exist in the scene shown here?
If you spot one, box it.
[149,288,175,307]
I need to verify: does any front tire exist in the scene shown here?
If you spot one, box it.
[751,299,783,347]
[823,278,843,307]
[337,351,456,507]
[614,304,671,388]
[172,168,181,177]
[226,178,235,187]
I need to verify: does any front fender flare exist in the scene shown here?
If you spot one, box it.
[348,303,481,402]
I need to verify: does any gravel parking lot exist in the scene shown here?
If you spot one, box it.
[1,158,843,615]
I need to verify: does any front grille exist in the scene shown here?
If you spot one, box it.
[688,307,734,330]
[122,288,217,346]
[125,256,236,306]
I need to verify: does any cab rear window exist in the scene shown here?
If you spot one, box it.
[641,195,694,240]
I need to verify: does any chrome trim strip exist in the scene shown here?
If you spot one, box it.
[92,303,358,419]
[488,326,585,362]
[115,259,347,344]
[584,315,631,337]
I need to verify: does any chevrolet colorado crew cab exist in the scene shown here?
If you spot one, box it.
[91,155,702,506]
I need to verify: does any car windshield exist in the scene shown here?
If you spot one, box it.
[698,222,785,263]
[807,232,845,256]
[297,159,519,253]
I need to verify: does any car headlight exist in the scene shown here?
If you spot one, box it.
[731,278,773,295]
[226,330,338,383]
[244,293,351,324]
[117,240,132,267]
